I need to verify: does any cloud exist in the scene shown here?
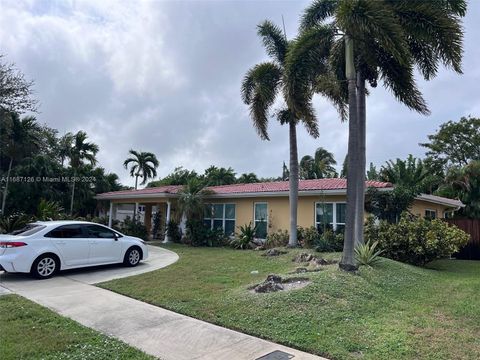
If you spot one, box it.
[0,0,479,187]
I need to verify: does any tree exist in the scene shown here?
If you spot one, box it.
[149,166,200,187]
[291,0,465,270]
[366,162,379,181]
[301,147,337,179]
[420,116,480,168]
[365,186,417,223]
[123,150,159,190]
[379,155,440,194]
[68,131,98,214]
[0,112,41,215]
[237,173,259,184]
[437,160,480,219]
[177,178,213,235]
[242,20,339,247]
[0,55,38,113]
[204,166,236,186]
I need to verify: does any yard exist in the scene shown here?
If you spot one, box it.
[0,294,153,360]
[101,244,480,360]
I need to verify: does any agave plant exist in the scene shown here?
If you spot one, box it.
[230,222,258,250]
[355,241,384,267]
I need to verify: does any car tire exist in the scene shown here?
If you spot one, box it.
[31,254,59,279]
[124,247,142,267]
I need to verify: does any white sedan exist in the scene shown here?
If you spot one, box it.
[0,221,148,279]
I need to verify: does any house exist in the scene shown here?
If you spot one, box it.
[95,179,464,240]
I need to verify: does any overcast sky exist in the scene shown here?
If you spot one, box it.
[1,0,479,187]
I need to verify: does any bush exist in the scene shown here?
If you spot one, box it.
[230,222,257,249]
[0,212,32,234]
[265,229,289,249]
[355,241,384,267]
[120,217,148,241]
[297,226,320,248]
[166,220,182,243]
[364,213,470,266]
[314,229,344,252]
[184,220,227,247]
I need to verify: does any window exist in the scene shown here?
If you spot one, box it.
[315,202,346,232]
[254,203,268,239]
[203,204,236,236]
[85,224,117,239]
[425,209,437,220]
[45,225,84,238]
[10,224,46,236]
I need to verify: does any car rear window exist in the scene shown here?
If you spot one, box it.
[10,224,46,236]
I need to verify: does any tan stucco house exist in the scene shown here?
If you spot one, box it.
[95,179,464,240]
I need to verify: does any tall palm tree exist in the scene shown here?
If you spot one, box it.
[68,131,98,214]
[177,178,213,235]
[1,112,41,215]
[237,173,259,184]
[123,150,159,190]
[204,166,236,186]
[123,150,159,219]
[288,0,465,270]
[301,147,337,179]
[242,20,342,247]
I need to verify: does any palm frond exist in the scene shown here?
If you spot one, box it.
[300,0,339,31]
[257,20,288,64]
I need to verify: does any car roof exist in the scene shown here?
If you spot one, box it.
[32,220,105,227]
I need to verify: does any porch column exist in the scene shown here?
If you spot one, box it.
[145,204,152,239]
[163,201,172,243]
[108,201,113,227]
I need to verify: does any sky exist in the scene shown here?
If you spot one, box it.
[0,0,479,187]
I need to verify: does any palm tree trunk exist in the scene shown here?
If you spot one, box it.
[288,120,299,247]
[1,158,13,215]
[133,175,138,220]
[70,169,76,215]
[340,34,359,271]
[355,71,366,246]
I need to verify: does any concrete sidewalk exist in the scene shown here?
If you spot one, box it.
[0,246,325,360]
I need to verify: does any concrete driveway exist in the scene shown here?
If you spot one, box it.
[0,245,326,360]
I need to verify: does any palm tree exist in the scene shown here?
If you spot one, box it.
[58,132,74,167]
[123,150,159,190]
[301,147,338,179]
[237,173,259,184]
[68,131,98,214]
[1,112,41,215]
[242,20,342,247]
[177,178,213,235]
[289,0,465,270]
[204,166,236,186]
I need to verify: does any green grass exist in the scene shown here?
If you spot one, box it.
[0,294,153,360]
[100,244,480,360]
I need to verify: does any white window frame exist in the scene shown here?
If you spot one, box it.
[425,209,437,220]
[315,202,346,231]
[204,203,236,234]
[254,202,268,238]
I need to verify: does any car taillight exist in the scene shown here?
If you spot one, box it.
[0,241,28,248]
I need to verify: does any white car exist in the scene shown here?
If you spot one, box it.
[0,221,148,279]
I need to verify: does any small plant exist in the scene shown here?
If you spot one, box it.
[120,216,148,241]
[298,226,320,248]
[265,229,289,249]
[166,220,182,243]
[0,212,31,234]
[184,220,227,247]
[355,241,384,267]
[37,199,64,221]
[314,229,344,252]
[231,222,257,249]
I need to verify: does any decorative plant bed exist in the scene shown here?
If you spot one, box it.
[249,274,311,293]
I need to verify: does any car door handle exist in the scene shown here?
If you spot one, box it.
[55,241,66,245]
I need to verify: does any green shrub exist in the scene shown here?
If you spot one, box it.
[355,241,384,267]
[297,226,320,248]
[120,217,148,241]
[265,229,289,249]
[166,220,182,243]
[184,220,227,247]
[37,199,64,221]
[0,213,32,234]
[314,229,344,252]
[230,222,257,249]
[364,213,470,266]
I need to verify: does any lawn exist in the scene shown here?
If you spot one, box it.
[0,294,153,360]
[100,244,480,360]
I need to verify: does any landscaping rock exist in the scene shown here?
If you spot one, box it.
[313,258,338,266]
[252,274,311,293]
[254,281,284,293]
[290,267,322,274]
[266,274,282,283]
[263,248,287,257]
[293,253,315,262]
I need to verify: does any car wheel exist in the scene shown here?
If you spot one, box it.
[31,254,59,279]
[124,247,142,267]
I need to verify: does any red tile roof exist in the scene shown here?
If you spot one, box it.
[96,179,392,198]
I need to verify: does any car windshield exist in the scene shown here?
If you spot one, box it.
[9,224,46,236]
